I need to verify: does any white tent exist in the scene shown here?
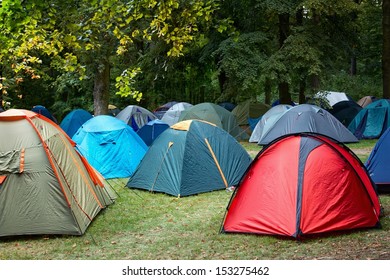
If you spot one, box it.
[315,91,350,107]
[161,102,193,126]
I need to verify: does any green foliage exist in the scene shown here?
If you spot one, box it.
[0,0,385,115]
[321,71,383,100]
[213,32,270,101]
[115,68,143,101]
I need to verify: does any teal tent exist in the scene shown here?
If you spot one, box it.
[348,99,390,139]
[72,115,148,179]
[60,109,93,138]
[178,102,247,140]
[127,120,252,197]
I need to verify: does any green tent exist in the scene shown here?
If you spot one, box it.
[0,109,115,237]
[127,120,252,197]
[178,102,247,140]
[232,100,271,126]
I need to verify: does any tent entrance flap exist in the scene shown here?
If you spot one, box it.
[205,138,228,188]
[151,142,174,192]
[0,149,25,174]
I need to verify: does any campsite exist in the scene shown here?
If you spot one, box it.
[1,0,390,264]
[0,136,388,260]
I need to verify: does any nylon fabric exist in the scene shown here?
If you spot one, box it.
[127,120,251,197]
[258,104,358,145]
[222,134,381,238]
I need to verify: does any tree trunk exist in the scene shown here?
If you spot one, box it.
[296,8,306,104]
[311,74,320,93]
[0,70,3,109]
[93,58,110,116]
[383,0,390,98]
[350,56,357,76]
[310,11,321,93]
[278,13,292,104]
[264,78,271,105]
[299,80,306,105]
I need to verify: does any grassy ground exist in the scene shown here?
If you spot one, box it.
[0,140,389,260]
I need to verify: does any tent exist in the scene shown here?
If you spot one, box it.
[357,96,377,108]
[221,133,381,239]
[313,91,351,108]
[31,105,58,123]
[327,100,362,127]
[0,109,115,237]
[127,120,252,197]
[249,104,293,143]
[60,109,93,138]
[366,126,390,193]
[116,105,157,131]
[257,104,359,145]
[72,115,148,179]
[348,99,390,140]
[218,102,236,112]
[153,101,178,119]
[231,100,271,127]
[108,104,121,117]
[136,119,169,146]
[161,102,193,126]
[178,102,247,140]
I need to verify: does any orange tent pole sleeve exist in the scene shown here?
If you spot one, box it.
[205,138,228,188]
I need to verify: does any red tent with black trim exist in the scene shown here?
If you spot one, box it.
[221,133,381,239]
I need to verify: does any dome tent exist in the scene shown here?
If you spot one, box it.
[0,109,115,237]
[348,99,390,140]
[221,133,381,239]
[161,102,193,126]
[31,105,58,123]
[60,109,93,138]
[249,104,293,143]
[327,100,362,127]
[178,102,247,140]
[365,126,390,193]
[153,101,178,119]
[231,100,271,127]
[136,119,169,146]
[116,105,157,131]
[72,115,148,179]
[257,104,358,145]
[127,120,252,197]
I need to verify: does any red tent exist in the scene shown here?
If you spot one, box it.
[222,133,381,239]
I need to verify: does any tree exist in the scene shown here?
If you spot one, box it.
[1,0,222,115]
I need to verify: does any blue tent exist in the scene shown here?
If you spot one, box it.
[366,126,390,193]
[136,119,169,146]
[348,99,390,139]
[72,115,148,179]
[218,102,236,112]
[31,105,57,123]
[60,109,93,138]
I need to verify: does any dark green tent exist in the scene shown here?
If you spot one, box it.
[127,120,252,197]
[232,100,271,126]
[178,102,247,140]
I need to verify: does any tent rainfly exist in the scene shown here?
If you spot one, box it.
[127,120,252,197]
[0,109,115,237]
[222,133,381,239]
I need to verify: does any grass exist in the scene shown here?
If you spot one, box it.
[0,140,389,260]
